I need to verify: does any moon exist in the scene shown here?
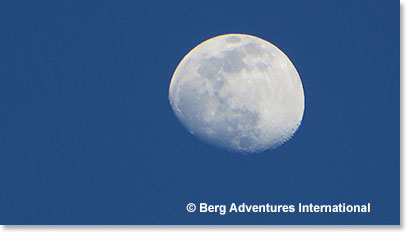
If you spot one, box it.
[168,34,305,153]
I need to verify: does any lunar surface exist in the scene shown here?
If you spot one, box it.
[168,34,304,153]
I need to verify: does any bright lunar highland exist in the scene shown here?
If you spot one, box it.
[169,34,305,153]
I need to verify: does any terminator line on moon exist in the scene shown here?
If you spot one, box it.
[168,34,305,153]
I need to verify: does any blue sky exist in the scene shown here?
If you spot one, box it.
[0,0,399,224]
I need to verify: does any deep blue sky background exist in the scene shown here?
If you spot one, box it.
[0,0,399,225]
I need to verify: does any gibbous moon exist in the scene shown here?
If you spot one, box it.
[168,34,305,153]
